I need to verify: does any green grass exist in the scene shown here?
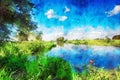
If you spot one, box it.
[0,41,72,80]
[0,68,12,80]
[0,41,120,80]
[73,65,120,80]
[66,40,120,47]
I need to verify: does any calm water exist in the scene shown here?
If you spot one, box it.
[46,44,120,71]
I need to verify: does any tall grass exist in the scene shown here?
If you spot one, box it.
[0,41,120,80]
[0,41,72,80]
[73,65,120,80]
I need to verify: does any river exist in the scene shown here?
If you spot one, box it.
[46,44,120,72]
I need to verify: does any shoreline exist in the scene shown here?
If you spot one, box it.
[65,40,120,47]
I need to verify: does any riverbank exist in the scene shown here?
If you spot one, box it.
[0,41,120,80]
[73,65,120,80]
[0,41,73,80]
[66,40,120,47]
[0,41,55,56]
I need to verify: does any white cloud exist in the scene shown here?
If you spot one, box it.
[58,16,67,21]
[42,33,64,41]
[37,25,120,41]
[64,6,70,13]
[37,25,64,41]
[65,26,120,40]
[45,9,55,19]
[106,5,120,16]
[45,9,67,21]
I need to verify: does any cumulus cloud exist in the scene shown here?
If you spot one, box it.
[58,16,67,21]
[37,25,120,41]
[45,9,67,21]
[37,25,64,41]
[66,26,120,40]
[106,5,120,16]
[45,9,55,19]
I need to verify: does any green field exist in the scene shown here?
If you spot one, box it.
[66,40,120,47]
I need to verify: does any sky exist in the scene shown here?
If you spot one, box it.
[31,0,120,41]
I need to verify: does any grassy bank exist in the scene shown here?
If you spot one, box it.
[66,40,120,47]
[0,41,120,80]
[73,65,120,80]
[0,41,55,56]
[0,41,73,80]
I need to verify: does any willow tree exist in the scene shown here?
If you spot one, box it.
[0,0,37,41]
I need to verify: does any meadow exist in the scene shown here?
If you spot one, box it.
[66,39,120,47]
[0,41,120,80]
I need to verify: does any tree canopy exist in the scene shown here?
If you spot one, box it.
[56,37,64,46]
[0,0,37,41]
[112,35,120,40]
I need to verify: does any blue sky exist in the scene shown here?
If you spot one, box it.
[31,0,120,41]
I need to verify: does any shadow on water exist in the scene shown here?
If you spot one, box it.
[46,44,120,72]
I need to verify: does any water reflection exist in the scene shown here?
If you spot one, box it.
[46,44,120,71]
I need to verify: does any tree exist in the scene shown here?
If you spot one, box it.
[105,36,111,43]
[36,31,43,41]
[56,37,64,46]
[112,35,120,40]
[0,0,36,41]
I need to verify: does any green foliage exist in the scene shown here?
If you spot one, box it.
[27,41,45,55]
[1,41,120,80]
[40,57,73,80]
[0,0,36,41]
[112,35,120,40]
[0,69,12,80]
[36,31,43,41]
[25,59,41,79]
[67,40,120,47]
[105,36,111,43]
[25,57,73,80]
[56,37,64,46]
[73,65,120,80]
[0,53,27,79]
[0,41,62,80]
[0,54,72,80]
